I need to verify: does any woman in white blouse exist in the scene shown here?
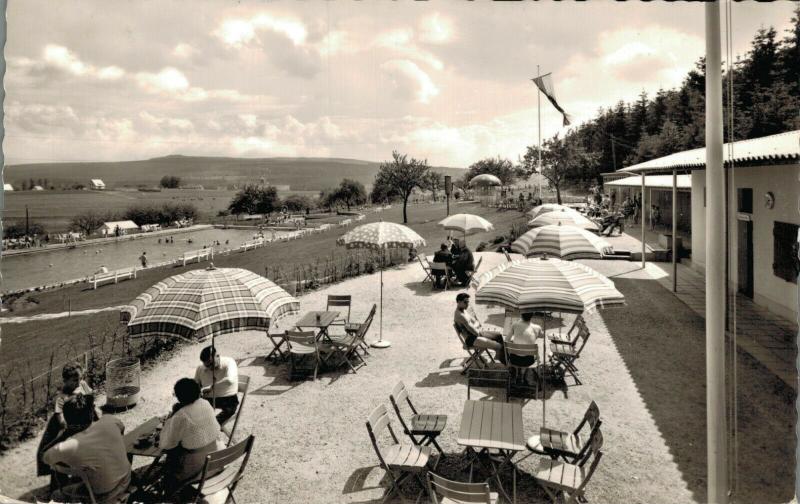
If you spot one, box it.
[507,312,544,367]
[159,378,223,496]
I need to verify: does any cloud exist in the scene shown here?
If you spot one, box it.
[134,67,250,102]
[374,28,443,71]
[418,13,454,44]
[41,44,125,80]
[215,13,307,48]
[172,43,197,59]
[380,59,439,104]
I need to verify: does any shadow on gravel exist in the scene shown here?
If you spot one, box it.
[602,276,795,504]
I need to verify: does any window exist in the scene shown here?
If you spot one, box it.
[773,221,799,284]
[737,188,753,213]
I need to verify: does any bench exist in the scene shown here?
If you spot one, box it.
[92,267,137,289]
[182,247,213,266]
[241,238,265,252]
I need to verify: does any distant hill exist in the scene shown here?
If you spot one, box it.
[4,155,466,192]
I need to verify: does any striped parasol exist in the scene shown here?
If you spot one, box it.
[438,213,494,241]
[122,267,300,339]
[336,221,426,250]
[470,256,625,314]
[527,209,599,231]
[511,224,613,259]
[337,221,425,348]
[526,203,578,219]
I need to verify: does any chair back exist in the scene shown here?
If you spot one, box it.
[389,382,417,436]
[195,435,255,500]
[52,463,98,504]
[418,255,432,272]
[327,294,352,321]
[574,429,604,494]
[504,341,539,370]
[358,304,378,339]
[572,401,602,460]
[453,323,469,348]
[430,262,449,274]
[465,257,483,285]
[366,404,399,470]
[224,375,250,447]
[503,249,512,262]
[286,330,318,355]
[574,325,592,356]
[426,472,492,504]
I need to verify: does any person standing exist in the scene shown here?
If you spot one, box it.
[194,346,239,424]
[139,251,148,268]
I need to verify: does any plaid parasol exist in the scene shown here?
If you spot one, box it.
[336,221,426,250]
[527,210,599,231]
[470,256,625,313]
[511,224,613,260]
[526,203,579,219]
[122,267,299,339]
[438,213,494,236]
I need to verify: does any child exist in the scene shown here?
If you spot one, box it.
[54,363,94,422]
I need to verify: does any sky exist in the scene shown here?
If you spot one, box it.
[3,1,795,167]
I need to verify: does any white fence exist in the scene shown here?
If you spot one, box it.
[240,238,265,252]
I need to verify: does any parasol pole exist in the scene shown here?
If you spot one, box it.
[372,248,391,348]
[211,333,216,409]
[542,312,547,428]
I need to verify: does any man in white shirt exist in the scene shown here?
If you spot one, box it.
[194,346,239,424]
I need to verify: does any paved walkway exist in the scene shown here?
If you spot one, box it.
[631,249,798,391]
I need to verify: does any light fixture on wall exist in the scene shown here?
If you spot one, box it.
[763,191,775,209]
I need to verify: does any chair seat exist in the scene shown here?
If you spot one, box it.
[329,334,358,347]
[384,443,431,471]
[441,493,499,504]
[536,427,582,455]
[410,414,447,434]
[550,343,577,357]
[534,458,585,492]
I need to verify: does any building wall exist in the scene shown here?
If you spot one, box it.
[691,164,799,321]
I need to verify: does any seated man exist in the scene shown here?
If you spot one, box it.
[432,243,453,288]
[452,244,475,286]
[194,346,239,424]
[43,395,131,504]
[453,293,505,364]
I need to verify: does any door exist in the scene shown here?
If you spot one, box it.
[737,219,754,297]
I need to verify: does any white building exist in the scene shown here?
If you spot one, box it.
[32,185,44,191]
[618,130,800,321]
[3,183,13,191]
[98,220,140,236]
[90,179,106,190]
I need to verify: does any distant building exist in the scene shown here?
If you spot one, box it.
[3,183,13,191]
[90,179,106,190]
[98,220,140,236]
[32,185,45,191]
[602,173,692,231]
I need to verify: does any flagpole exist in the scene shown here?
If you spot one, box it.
[537,65,542,201]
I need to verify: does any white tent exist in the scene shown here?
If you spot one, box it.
[3,183,13,191]
[90,179,106,190]
[98,220,139,236]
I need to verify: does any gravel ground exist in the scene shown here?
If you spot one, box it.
[0,252,793,504]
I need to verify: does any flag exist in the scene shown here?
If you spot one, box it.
[532,73,573,127]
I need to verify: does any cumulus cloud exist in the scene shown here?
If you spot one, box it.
[418,13,455,44]
[374,28,443,71]
[172,43,198,59]
[215,13,307,48]
[380,59,439,104]
[41,44,125,80]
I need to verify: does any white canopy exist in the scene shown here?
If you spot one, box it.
[605,175,691,189]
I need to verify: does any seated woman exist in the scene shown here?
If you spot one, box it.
[158,378,223,499]
[508,312,544,367]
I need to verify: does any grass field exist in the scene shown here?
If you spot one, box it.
[1,188,319,233]
[0,200,528,379]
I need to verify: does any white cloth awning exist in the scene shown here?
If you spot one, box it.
[605,174,691,189]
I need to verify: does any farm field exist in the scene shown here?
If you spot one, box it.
[1,188,319,233]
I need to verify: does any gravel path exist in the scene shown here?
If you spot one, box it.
[0,253,793,503]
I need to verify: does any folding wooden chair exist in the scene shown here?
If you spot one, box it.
[328,326,367,374]
[418,255,434,283]
[265,330,288,362]
[183,435,255,504]
[464,257,483,287]
[453,323,494,375]
[426,472,497,504]
[550,315,588,347]
[525,401,601,464]
[286,330,332,381]
[504,341,540,398]
[327,295,352,326]
[221,375,250,447]
[52,462,136,504]
[344,303,377,355]
[366,404,436,504]
[533,429,603,504]
[550,327,591,385]
[389,382,447,456]
[430,262,452,290]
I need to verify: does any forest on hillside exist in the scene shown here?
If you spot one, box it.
[545,7,799,188]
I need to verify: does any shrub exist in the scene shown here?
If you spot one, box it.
[476,241,488,252]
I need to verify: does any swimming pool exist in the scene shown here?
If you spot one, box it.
[1,228,285,292]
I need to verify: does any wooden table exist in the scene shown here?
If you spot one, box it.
[457,400,525,503]
[295,311,340,342]
[124,416,163,458]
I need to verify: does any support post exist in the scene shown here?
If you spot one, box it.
[672,169,678,292]
[705,2,728,502]
[641,173,646,268]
